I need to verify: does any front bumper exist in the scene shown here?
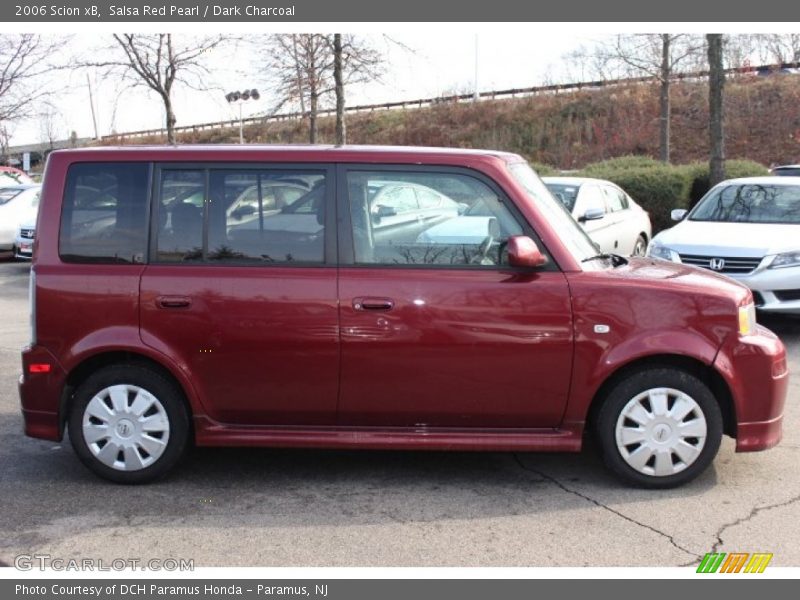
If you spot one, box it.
[19,345,67,442]
[713,325,788,452]
[14,235,33,259]
[726,267,800,314]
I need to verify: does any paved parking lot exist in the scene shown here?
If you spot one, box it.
[1,260,798,567]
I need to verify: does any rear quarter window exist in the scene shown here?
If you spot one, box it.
[59,163,149,264]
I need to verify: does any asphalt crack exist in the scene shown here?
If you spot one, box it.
[512,454,702,562]
[709,493,800,555]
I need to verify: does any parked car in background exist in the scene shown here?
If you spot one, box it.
[0,184,41,256]
[15,221,36,260]
[649,177,800,314]
[770,164,800,177]
[0,166,34,186]
[542,177,652,256]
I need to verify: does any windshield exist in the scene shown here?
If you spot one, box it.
[0,188,24,205]
[507,163,599,262]
[690,183,800,224]
[543,183,580,211]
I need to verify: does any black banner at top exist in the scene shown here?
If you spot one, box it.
[0,0,791,22]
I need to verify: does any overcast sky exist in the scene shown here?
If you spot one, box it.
[9,31,597,146]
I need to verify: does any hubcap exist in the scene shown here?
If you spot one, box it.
[633,239,647,257]
[81,384,170,471]
[615,387,707,477]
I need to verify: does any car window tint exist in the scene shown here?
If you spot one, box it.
[59,163,149,264]
[208,170,325,264]
[347,171,523,267]
[157,170,205,262]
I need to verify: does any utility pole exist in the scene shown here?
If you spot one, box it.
[87,74,100,140]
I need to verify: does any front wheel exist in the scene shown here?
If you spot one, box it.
[595,367,723,488]
[68,364,189,484]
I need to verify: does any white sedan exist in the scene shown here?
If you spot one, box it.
[648,176,800,314]
[0,184,41,255]
[542,177,652,256]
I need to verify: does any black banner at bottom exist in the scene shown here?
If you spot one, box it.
[3,579,796,600]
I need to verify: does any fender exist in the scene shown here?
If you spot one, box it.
[562,327,722,427]
[60,325,207,419]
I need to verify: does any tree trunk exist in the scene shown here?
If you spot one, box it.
[309,88,318,144]
[707,34,725,186]
[659,34,671,163]
[164,95,177,145]
[333,33,346,146]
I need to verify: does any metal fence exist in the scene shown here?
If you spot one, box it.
[88,61,796,143]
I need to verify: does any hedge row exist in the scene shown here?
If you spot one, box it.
[531,156,768,235]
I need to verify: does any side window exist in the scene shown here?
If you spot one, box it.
[603,186,629,212]
[347,170,524,267]
[59,162,149,263]
[580,185,608,214]
[157,170,205,262]
[155,167,326,264]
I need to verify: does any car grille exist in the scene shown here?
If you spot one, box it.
[774,289,800,302]
[19,228,34,239]
[679,254,762,274]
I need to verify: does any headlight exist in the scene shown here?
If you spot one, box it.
[768,251,800,269]
[738,302,757,336]
[648,243,680,262]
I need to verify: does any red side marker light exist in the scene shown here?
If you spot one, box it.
[29,363,51,374]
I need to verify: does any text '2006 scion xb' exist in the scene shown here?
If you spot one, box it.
[19,146,788,487]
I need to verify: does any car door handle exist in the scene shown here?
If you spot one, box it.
[353,297,394,311]
[157,296,192,309]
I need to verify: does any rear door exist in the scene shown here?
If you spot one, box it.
[336,166,573,428]
[139,163,340,426]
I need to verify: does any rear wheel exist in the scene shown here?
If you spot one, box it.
[595,367,722,488]
[68,364,189,484]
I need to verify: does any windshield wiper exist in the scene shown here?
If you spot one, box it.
[581,253,628,267]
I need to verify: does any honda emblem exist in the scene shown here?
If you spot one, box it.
[709,258,726,271]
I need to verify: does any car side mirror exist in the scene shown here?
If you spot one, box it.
[579,207,605,222]
[371,204,397,224]
[671,209,688,222]
[507,235,547,268]
[457,202,469,215]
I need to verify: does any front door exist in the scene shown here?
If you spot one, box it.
[140,164,339,426]
[336,167,574,428]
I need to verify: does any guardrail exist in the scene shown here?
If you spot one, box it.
[93,61,798,143]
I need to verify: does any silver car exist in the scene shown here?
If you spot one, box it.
[649,176,800,314]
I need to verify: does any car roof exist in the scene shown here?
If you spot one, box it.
[716,176,800,186]
[48,145,523,164]
[771,165,800,169]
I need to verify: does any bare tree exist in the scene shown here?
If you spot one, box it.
[754,34,800,64]
[263,34,381,144]
[708,34,726,186]
[592,34,705,163]
[39,105,64,151]
[1,34,64,125]
[85,34,228,144]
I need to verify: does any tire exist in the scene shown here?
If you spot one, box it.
[68,364,190,484]
[595,367,723,489]
[632,235,647,257]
